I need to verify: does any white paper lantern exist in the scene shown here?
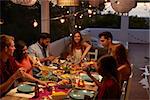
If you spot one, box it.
[110,0,137,13]
[11,0,37,6]
[89,0,105,7]
[57,0,79,7]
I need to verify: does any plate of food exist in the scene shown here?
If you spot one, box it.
[69,89,94,100]
[36,71,52,78]
[59,74,71,79]
[80,73,102,82]
[47,81,57,86]
[58,79,71,85]
[17,84,35,93]
[49,63,60,69]
[49,75,59,82]
[39,66,51,71]
[53,70,64,76]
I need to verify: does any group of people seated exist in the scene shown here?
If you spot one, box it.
[86,31,131,99]
[0,30,131,99]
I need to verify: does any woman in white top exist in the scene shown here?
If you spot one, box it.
[68,30,91,64]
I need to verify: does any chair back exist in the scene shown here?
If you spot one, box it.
[120,64,134,100]
[87,49,98,60]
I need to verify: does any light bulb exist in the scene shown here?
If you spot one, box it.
[67,11,70,14]
[0,19,4,25]
[89,15,92,17]
[75,25,78,28]
[79,14,83,18]
[70,34,72,37]
[60,18,65,23]
[93,12,96,15]
[33,20,38,27]
[79,26,81,29]
[88,9,92,14]
[74,14,77,16]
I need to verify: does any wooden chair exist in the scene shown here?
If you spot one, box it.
[139,65,150,98]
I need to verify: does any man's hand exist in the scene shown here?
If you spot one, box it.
[47,56,56,61]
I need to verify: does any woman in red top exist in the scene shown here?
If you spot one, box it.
[0,35,26,97]
[86,55,121,100]
[14,40,34,75]
[14,40,47,85]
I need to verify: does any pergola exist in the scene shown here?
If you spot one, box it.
[9,0,149,34]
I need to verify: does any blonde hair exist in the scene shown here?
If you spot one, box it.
[0,34,14,51]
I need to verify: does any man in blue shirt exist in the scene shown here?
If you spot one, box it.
[28,33,56,66]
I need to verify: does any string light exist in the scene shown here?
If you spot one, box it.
[74,13,77,16]
[79,25,81,29]
[88,9,93,14]
[70,34,72,36]
[60,18,65,23]
[89,14,92,17]
[33,19,38,27]
[93,11,96,15]
[0,19,4,25]
[75,25,78,28]
[67,10,70,14]
[79,14,83,18]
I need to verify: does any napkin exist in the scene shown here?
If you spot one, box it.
[7,88,34,98]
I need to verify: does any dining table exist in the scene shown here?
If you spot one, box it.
[1,60,102,100]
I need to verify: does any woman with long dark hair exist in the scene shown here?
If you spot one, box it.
[86,55,121,99]
[114,44,131,83]
[68,30,91,64]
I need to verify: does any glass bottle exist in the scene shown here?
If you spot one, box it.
[34,82,39,98]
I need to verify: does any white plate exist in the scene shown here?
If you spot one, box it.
[80,73,102,82]
[69,89,94,99]
[17,84,35,93]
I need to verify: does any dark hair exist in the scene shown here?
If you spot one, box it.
[14,40,26,62]
[70,30,84,54]
[98,31,113,40]
[115,44,129,67]
[97,55,119,81]
[38,33,50,41]
[71,30,83,42]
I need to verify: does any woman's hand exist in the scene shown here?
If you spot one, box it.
[86,70,92,77]
[82,66,92,77]
[13,67,26,79]
[37,80,48,87]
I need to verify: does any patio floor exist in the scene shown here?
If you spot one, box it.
[127,43,149,100]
